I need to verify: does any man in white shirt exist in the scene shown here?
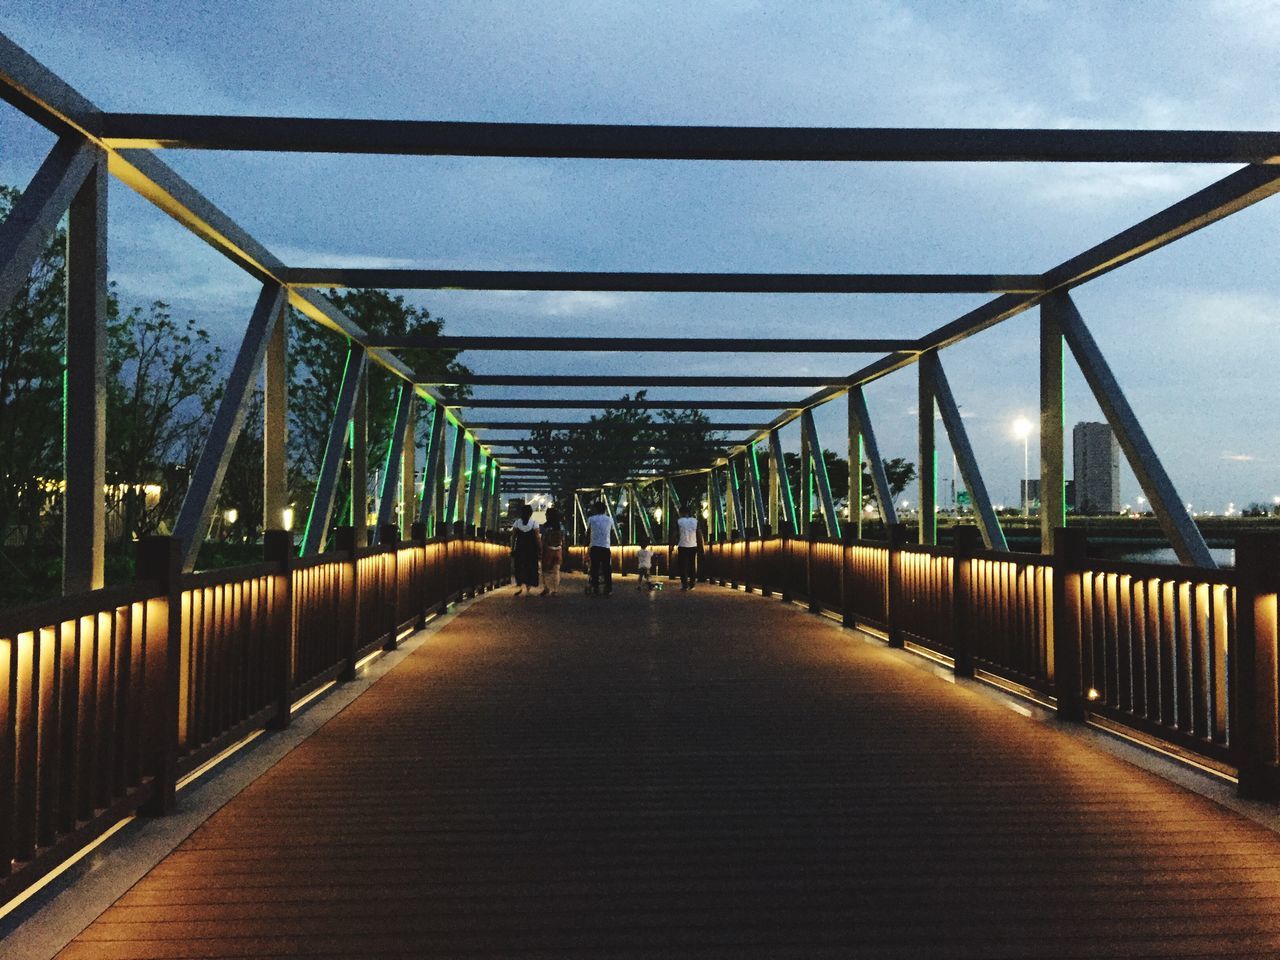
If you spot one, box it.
[673,504,702,590]
[586,500,616,595]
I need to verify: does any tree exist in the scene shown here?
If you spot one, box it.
[784,449,915,515]
[106,301,225,544]
[0,185,67,550]
[289,289,472,543]
[516,393,728,507]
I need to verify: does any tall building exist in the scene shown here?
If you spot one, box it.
[1072,422,1120,514]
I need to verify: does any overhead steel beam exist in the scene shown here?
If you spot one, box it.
[301,347,367,556]
[421,374,841,387]
[922,354,1007,552]
[1056,293,1214,568]
[287,268,1038,293]
[848,388,898,526]
[480,437,757,447]
[0,137,97,319]
[95,114,1280,163]
[174,283,287,571]
[454,398,805,409]
[467,421,768,431]
[386,335,919,352]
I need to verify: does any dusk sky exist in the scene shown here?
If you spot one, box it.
[2,1,1278,514]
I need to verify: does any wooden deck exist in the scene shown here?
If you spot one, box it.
[56,575,1280,958]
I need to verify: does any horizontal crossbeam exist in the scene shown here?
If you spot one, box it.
[286,269,1038,293]
[456,398,802,409]
[96,115,1280,163]
[380,336,919,353]
[468,421,766,431]
[483,437,757,447]
[421,374,839,387]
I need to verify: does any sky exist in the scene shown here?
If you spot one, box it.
[2,0,1279,514]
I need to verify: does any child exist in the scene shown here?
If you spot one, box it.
[636,536,654,591]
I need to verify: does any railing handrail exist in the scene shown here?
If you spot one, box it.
[0,579,162,636]
[180,560,281,590]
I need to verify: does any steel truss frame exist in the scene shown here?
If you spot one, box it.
[3,30,1271,575]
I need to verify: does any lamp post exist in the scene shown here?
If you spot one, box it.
[1012,416,1033,517]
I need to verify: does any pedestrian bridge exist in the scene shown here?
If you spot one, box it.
[7,541,1280,958]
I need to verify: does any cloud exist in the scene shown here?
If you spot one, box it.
[1221,453,1256,462]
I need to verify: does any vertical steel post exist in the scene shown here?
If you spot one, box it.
[1040,300,1066,554]
[951,525,980,678]
[801,409,840,539]
[799,422,812,537]
[351,364,369,548]
[748,443,767,537]
[848,390,863,540]
[400,398,417,538]
[301,346,366,555]
[445,428,468,535]
[264,301,288,535]
[1052,527,1088,722]
[419,403,446,536]
[464,439,482,534]
[63,152,107,593]
[918,361,936,545]
[263,529,293,730]
[1234,533,1280,800]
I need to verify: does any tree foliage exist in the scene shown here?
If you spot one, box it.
[517,393,727,507]
[784,449,916,513]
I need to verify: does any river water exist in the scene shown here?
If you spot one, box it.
[1091,544,1235,568]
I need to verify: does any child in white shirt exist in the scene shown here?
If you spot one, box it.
[636,537,654,591]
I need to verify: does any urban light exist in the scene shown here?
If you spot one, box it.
[1012,416,1033,517]
[282,507,295,531]
[224,508,238,525]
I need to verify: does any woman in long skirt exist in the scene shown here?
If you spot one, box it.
[511,503,541,595]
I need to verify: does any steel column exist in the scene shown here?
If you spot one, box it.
[301,346,366,555]
[445,426,468,533]
[1040,299,1066,553]
[768,429,793,532]
[351,365,369,547]
[799,422,812,536]
[173,288,289,571]
[917,363,937,544]
[376,382,415,532]
[464,440,482,531]
[1056,292,1214,567]
[62,151,108,592]
[263,301,288,533]
[848,390,862,539]
[923,354,1008,552]
[747,443,768,536]
[848,387,898,526]
[400,398,417,537]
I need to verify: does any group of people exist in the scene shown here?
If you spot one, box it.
[509,500,705,597]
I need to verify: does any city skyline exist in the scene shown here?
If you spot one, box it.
[1,2,1276,512]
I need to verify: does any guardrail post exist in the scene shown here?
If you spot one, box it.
[780,521,793,603]
[137,535,181,815]
[335,526,359,682]
[886,524,908,648]
[411,522,428,628]
[841,527,855,627]
[263,530,293,730]
[1234,533,1280,800]
[1052,527,1087,722]
[951,526,980,679]
[379,524,400,651]
[439,528,452,616]
[807,529,819,613]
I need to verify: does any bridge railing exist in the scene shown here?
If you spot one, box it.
[0,529,508,905]
[702,527,1280,799]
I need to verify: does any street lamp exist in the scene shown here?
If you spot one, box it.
[1012,416,1033,517]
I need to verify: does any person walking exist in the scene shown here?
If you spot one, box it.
[511,503,541,596]
[674,503,701,591]
[540,506,566,596]
[586,500,616,596]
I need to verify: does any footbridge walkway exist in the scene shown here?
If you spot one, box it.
[9,543,1280,958]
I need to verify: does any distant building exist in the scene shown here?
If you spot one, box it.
[1065,479,1076,511]
[1020,478,1041,513]
[1073,422,1120,514]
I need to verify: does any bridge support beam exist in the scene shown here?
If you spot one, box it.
[351,364,369,547]
[848,390,862,539]
[801,409,840,539]
[302,346,367,555]
[419,403,446,536]
[377,382,415,533]
[848,387,898,528]
[799,422,811,537]
[1056,292,1213,567]
[174,282,286,571]
[923,354,1007,552]
[1040,300,1066,554]
[400,398,417,537]
[917,362,937,545]
[63,151,108,592]
[264,301,288,535]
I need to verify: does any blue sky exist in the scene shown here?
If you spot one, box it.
[2,1,1279,512]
